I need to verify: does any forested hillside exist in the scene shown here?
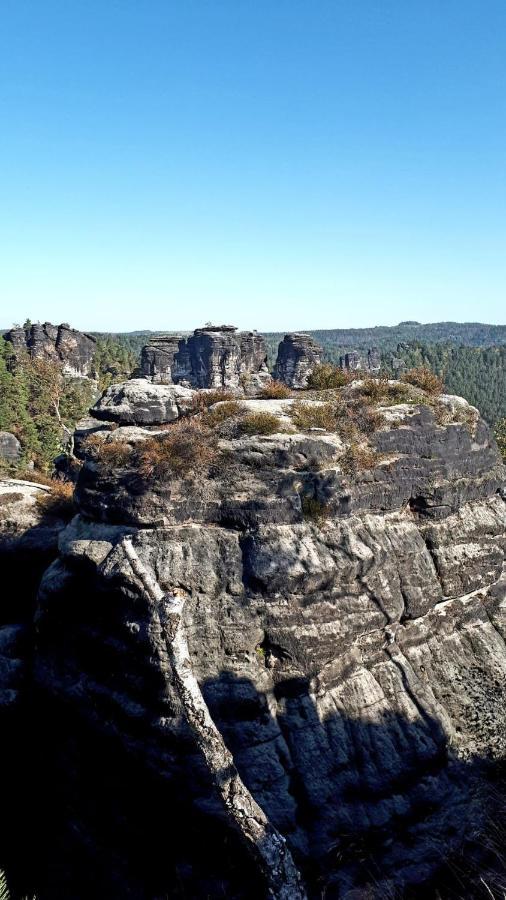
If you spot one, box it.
[383,342,506,426]
[0,335,136,471]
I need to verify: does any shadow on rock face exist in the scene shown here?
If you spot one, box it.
[1,665,506,899]
[202,672,506,900]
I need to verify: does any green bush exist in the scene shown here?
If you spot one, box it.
[292,401,339,431]
[307,364,351,390]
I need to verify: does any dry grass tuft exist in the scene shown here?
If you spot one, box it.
[260,380,292,399]
[192,389,235,410]
[202,400,244,427]
[36,481,75,520]
[292,401,339,431]
[238,412,284,436]
[136,418,218,478]
[401,366,443,396]
[307,364,352,390]
[0,492,24,507]
[339,443,379,476]
[356,376,413,405]
[83,435,133,467]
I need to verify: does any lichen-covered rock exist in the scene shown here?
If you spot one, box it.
[3,386,506,898]
[0,432,21,462]
[4,322,97,377]
[273,333,323,388]
[91,379,195,425]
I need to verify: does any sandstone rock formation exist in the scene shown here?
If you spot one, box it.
[0,432,21,463]
[1,381,506,898]
[140,325,270,391]
[273,333,323,388]
[4,322,97,377]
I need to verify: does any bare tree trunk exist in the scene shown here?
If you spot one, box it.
[123,537,307,900]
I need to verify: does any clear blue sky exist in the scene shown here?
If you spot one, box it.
[1,1,505,332]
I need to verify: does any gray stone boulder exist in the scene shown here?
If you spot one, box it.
[91,379,195,425]
[273,332,323,388]
[0,432,21,463]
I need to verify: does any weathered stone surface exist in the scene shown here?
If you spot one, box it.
[4,322,97,377]
[0,432,21,462]
[2,385,506,898]
[91,379,195,425]
[140,325,269,390]
[273,333,323,388]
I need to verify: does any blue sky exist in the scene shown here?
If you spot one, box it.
[1,1,505,332]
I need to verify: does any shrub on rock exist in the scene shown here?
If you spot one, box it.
[136,419,218,478]
[238,412,284,436]
[260,381,292,399]
[401,367,443,396]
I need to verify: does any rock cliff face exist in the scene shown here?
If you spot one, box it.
[140,326,270,391]
[1,379,506,898]
[4,322,97,377]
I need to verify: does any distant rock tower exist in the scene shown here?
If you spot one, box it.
[273,333,323,388]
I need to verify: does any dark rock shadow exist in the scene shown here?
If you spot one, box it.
[202,672,506,900]
[1,640,505,898]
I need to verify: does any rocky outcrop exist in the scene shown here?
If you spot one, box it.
[140,326,270,391]
[0,432,21,463]
[273,333,323,388]
[1,383,506,898]
[4,322,97,377]
[91,379,195,425]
